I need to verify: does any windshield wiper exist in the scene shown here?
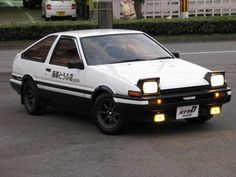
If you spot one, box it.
[151,56,173,60]
[113,58,146,64]
[113,56,173,64]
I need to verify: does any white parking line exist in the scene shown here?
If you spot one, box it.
[181,50,236,55]
[25,12,36,23]
[5,0,36,24]
[5,0,14,6]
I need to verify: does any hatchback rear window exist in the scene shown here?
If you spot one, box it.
[21,35,57,62]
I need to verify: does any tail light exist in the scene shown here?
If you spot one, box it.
[47,4,51,10]
[72,3,76,9]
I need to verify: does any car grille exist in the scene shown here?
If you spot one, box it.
[161,86,208,95]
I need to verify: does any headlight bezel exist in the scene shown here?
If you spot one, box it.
[205,71,227,89]
[137,78,160,95]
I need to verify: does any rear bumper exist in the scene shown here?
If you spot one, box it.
[10,79,21,95]
[116,87,231,121]
[46,10,77,18]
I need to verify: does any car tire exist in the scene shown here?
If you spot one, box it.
[41,11,45,18]
[28,1,35,9]
[185,115,212,123]
[23,0,28,8]
[92,93,124,135]
[22,80,46,115]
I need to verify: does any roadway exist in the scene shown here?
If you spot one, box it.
[0,0,40,25]
[0,40,236,177]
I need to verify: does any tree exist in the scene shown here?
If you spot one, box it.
[134,0,144,19]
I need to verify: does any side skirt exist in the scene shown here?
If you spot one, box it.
[40,89,92,113]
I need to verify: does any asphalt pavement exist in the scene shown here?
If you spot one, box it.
[0,40,236,177]
[0,0,41,25]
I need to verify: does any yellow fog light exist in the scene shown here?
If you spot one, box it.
[154,114,165,122]
[210,106,221,115]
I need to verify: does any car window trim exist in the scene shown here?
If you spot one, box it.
[49,36,82,67]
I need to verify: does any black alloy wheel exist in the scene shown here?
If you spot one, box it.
[93,93,124,135]
[22,80,46,115]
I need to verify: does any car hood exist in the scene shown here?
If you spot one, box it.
[95,59,210,90]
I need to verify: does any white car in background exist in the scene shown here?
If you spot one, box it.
[41,0,77,21]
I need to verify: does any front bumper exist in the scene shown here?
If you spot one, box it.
[116,87,231,121]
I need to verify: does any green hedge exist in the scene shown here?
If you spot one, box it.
[1,16,236,41]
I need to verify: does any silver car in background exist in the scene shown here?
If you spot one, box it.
[41,0,77,21]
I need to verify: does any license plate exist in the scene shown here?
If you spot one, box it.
[56,11,65,16]
[176,105,199,119]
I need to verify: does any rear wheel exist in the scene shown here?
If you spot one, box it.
[27,1,35,9]
[22,80,46,115]
[71,17,77,21]
[93,93,124,135]
[185,115,212,123]
[41,9,45,18]
[23,0,28,8]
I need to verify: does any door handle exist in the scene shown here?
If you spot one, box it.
[46,68,51,72]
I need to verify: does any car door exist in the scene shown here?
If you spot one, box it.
[43,36,88,111]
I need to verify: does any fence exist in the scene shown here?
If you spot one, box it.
[142,0,236,18]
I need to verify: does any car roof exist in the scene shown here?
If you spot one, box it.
[51,29,143,38]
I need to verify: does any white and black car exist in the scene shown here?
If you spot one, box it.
[10,29,231,134]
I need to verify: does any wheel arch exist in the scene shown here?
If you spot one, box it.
[91,85,114,105]
[21,74,35,104]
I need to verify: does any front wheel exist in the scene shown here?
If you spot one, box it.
[185,115,212,123]
[22,80,46,115]
[93,93,124,135]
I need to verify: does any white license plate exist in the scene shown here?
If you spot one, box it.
[176,105,199,119]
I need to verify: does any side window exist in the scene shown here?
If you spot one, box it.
[50,38,80,67]
[21,36,57,62]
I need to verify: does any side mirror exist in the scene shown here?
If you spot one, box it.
[171,51,180,58]
[68,60,84,70]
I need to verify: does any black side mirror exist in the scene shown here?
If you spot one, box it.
[68,60,84,70]
[171,51,180,58]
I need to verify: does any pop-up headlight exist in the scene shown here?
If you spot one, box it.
[138,78,160,95]
[205,71,226,88]
[211,74,224,87]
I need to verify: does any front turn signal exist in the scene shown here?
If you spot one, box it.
[128,90,142,97]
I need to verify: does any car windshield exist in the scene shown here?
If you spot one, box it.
[80,33,173,65]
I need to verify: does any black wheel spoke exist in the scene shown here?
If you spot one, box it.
[104,103,110,110]
[102,115,110,122]
[100,110,109,114]
[111,117,118,125]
